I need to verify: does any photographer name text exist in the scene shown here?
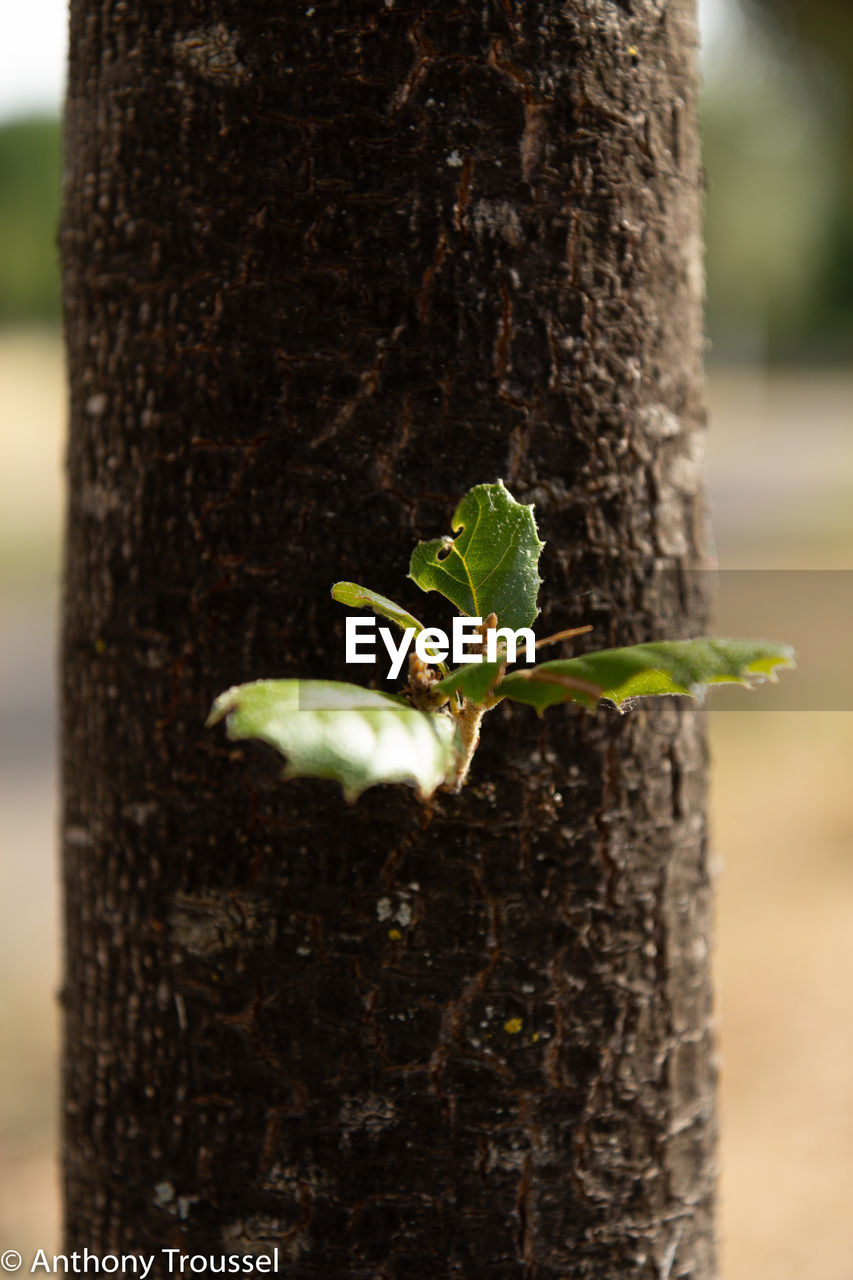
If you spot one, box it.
[12,1250,282,1276]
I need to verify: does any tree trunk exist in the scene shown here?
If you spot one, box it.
[61,3,714,1277]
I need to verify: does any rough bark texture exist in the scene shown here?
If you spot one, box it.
[61,2,715,1277]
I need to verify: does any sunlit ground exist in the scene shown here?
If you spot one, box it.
[1,331,852,1277]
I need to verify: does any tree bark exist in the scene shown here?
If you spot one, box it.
[61,2,714,1277]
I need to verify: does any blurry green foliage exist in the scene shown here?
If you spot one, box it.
[704,0,853,361]
[0,116,61,325]
[757,0,853,355]
[1,7,851,361]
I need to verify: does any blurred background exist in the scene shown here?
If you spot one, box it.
[1,0,851,1274]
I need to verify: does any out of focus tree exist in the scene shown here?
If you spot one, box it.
[0,117,61,325]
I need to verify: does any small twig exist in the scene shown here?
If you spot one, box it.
[534,624,593,649]
[449,700,488,791]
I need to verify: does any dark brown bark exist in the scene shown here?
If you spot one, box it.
[61,2,714,1277]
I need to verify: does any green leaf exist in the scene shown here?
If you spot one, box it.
[331,581,426,636]
[495,638,797,713]
[208,680,461,801]
[434,660,506,706]
[331,580,449,675]
[409,480,544,630]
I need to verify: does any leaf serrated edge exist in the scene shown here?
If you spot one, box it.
[493,638,796,712]
[408,480,544,629]
[207,679,463,802]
